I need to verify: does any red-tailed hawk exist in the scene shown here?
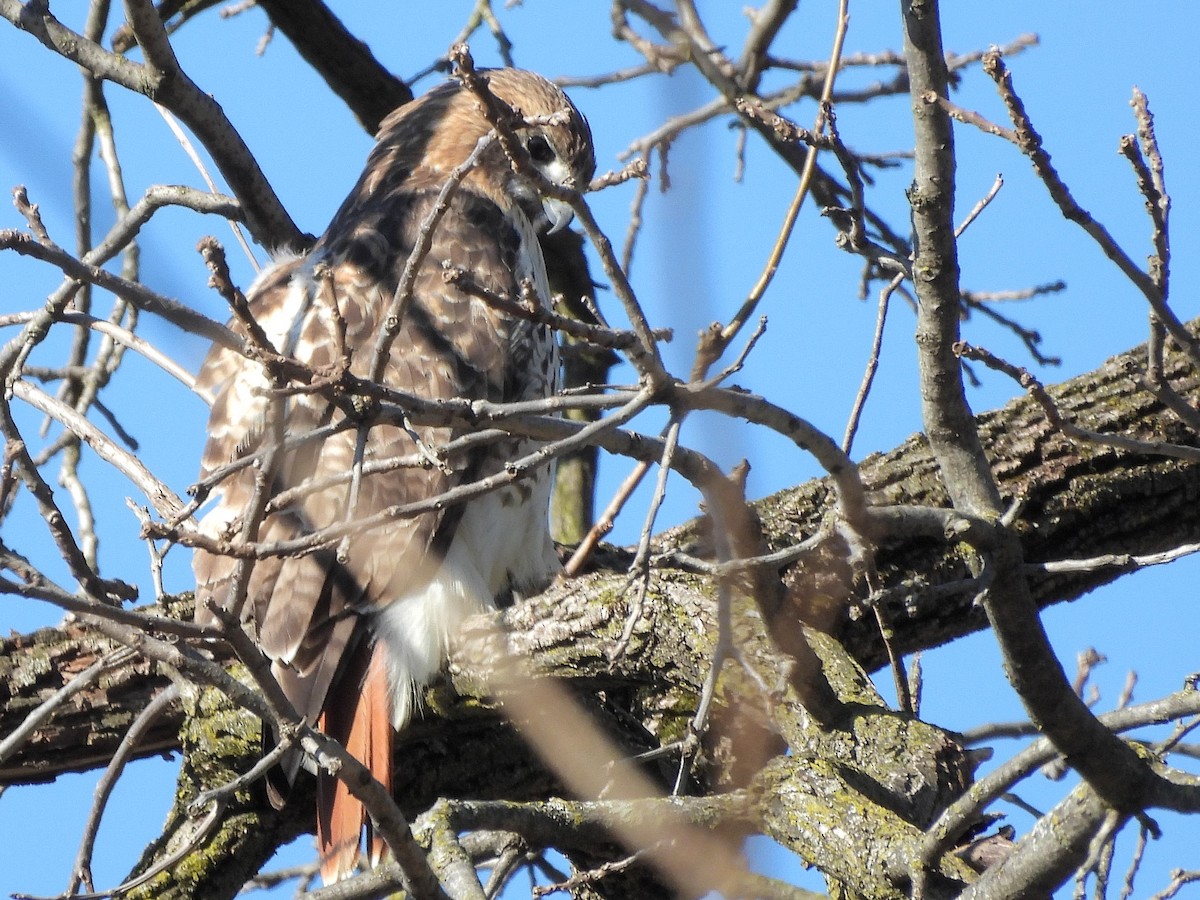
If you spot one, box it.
[192,68,594,882]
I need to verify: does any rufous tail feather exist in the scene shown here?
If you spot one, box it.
[317,642,394,883]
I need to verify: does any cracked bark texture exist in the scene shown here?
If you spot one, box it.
[4,324,1198,897]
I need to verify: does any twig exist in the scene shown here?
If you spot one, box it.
[1121,824,1149,900]
[0,392,137,603]
[186,387,640,521]
[611,416,682,664]
[843,271,903,454]
[532,850,646,897]
[620,153,651,276]
[955,341,1200,462]
[960,293,1061,367]
[196,236,276,353]
[588,157,649,192]
[0,229,243,349]
[705,0,853,373]
[451,0,514,69]
[955,174,1005,238]
[1149,868,1200,900]
[555,61,668,89]
[154,102,260,269]
[441,264,672,353]
[66,683,182,896]
[11,380,187,517]
[124,499,167,598]
[982,51,1197,370]
[17,796,225,900]
[1139,316,1200,433]
[564,459,650,577]
[0,310,205,400]
[1026,541,1200,576]
[1128,88,1170,295]
[188,733,300,815]
[929,94,1018,143]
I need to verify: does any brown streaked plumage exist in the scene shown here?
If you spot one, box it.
[192,68,594,883]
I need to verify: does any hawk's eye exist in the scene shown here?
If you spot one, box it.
[525,134,555,165]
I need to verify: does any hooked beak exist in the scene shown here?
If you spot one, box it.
[541,196,575,235]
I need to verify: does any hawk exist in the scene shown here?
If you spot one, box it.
[192,68,595,882]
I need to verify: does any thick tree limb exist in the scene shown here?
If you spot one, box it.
[3,322,1199,896]
[4,319,1200,782]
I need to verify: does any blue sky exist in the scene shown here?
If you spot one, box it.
[2,2,1198,896]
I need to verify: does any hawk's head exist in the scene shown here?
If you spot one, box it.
[348,68,595,237]
[475,67,595,234]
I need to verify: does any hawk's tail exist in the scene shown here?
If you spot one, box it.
[317,642,394,883]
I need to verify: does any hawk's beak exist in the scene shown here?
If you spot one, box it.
[541,197,575,235]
